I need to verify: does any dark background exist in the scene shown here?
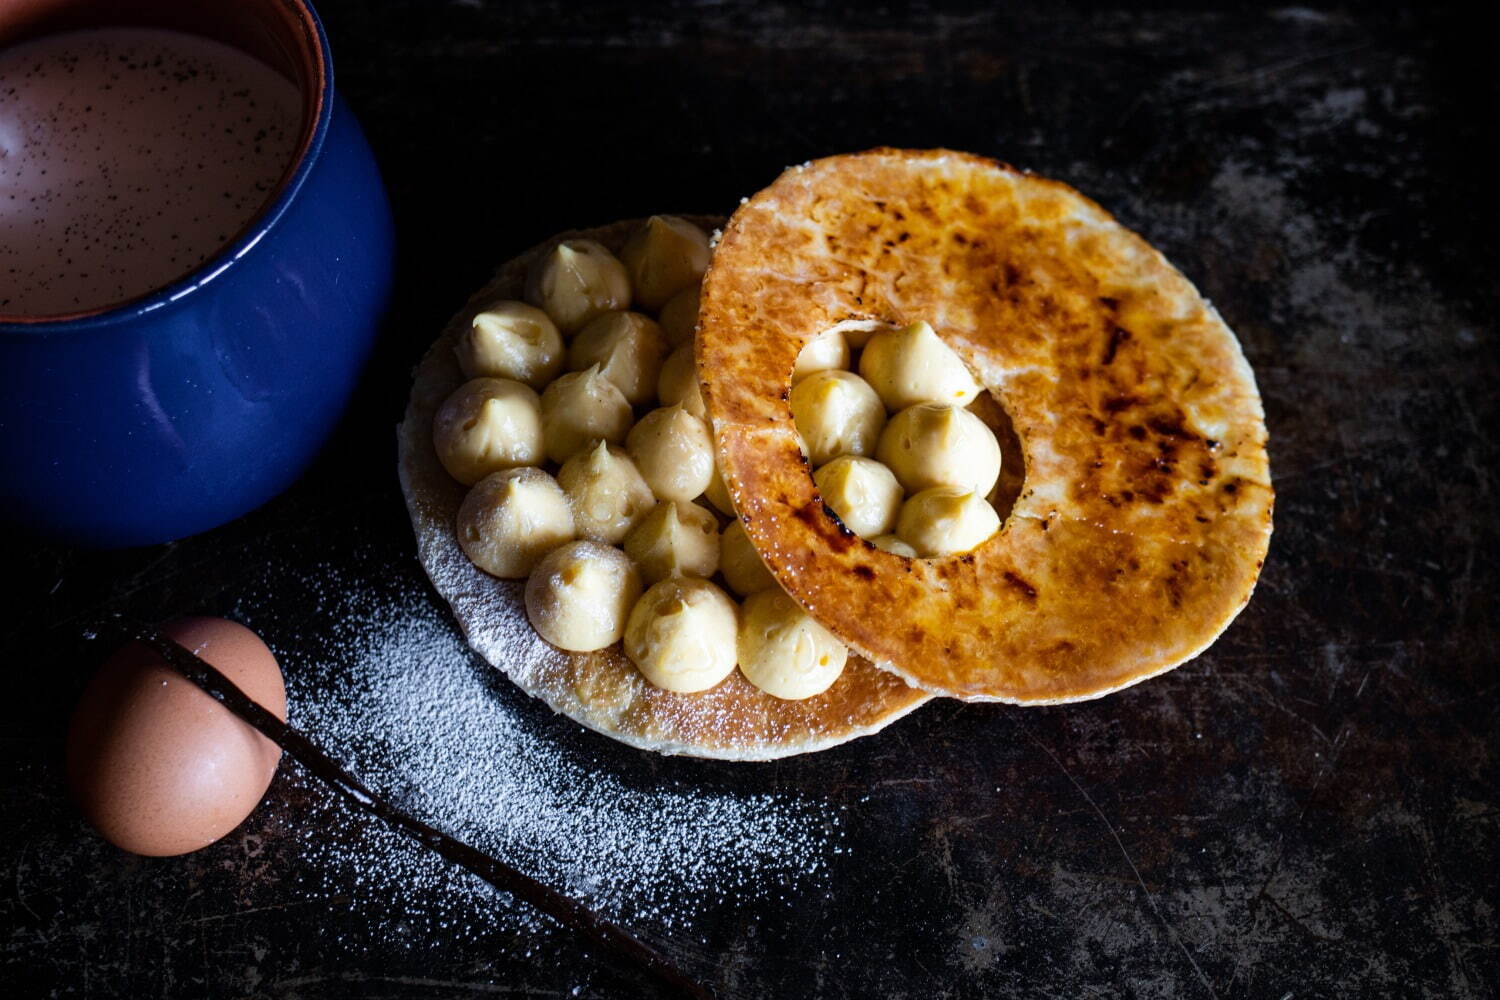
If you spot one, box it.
[5,2,1497,997]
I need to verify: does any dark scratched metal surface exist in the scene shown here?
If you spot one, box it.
[4,3,1496,997]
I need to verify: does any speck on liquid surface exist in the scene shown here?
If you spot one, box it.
[0,28,301,316]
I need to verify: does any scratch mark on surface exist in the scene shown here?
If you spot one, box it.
[871,777,940,790]
[186,900,328,924]
[1407,809,1482,996]
[13,842,50,947]
[1027,728,1221,999]
[268,973,570,996]
[1261,891,1341,943]
[1184,43,1376,101]
[1250,722,1354,939]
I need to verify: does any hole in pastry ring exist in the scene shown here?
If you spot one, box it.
[699,149,1274,703]
[398,217,931,759]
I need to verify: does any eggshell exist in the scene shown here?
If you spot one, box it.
[66,617,287,857]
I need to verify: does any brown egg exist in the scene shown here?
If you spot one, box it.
[67,617,287,857]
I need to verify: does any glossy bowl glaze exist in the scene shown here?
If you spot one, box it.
[0,0,394,547]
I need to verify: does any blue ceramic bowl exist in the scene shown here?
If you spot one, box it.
[0,0,394,547]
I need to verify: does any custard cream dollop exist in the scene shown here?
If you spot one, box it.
[877,402,1001,497]
[525,238,631,333]
[791,328,849,384]
[627,404,714,503]
[623,499,720,585]
[624,577,739,693]
[895,486,1001,558]
[656,342,706,420]
[657,284,700,347]
[859,321,981,411]
[702,464,735,516]
[556,441,655,545]
[524,540,642,652]
[568,310,669,407]
[432,377,544,485]
[539,364,634,464]
[719,519,776,597]
[457,467,576,578]
[814,455,903,537]
[736,588,847,700]
[871,533,918,557]
[619,215,712,311]
[456,301,564,389]
[790,370,886,467]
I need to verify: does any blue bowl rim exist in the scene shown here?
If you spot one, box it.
[0,0,336,336]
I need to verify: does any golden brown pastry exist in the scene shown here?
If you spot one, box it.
[700,149,1273,703]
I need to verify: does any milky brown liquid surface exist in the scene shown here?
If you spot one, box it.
[0,28,301,317]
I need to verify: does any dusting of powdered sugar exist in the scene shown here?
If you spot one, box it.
[231,549,842,947]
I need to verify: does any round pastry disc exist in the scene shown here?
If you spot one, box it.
[699,150,1274,704]
[398,218,931,759]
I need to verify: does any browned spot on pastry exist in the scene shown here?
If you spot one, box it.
[1102,324,1131,365]
[1003,571,1038,601]
[1148,415,1199,440]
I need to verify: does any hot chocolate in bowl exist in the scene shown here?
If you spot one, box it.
[0,0,395,547]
